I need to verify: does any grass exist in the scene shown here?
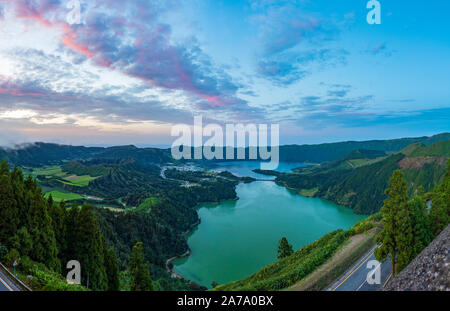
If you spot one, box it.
[44,190,84,202]
[60,175,98,187]
[136,197,162,213]
[33,165,65,177]
[299,187,318,197]
[214,215,380,291]
[101,206,126,213]
[348,157,386,168]
[287,229,377,291]
[30,165,98,187]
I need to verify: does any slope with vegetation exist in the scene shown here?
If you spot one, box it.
[0,161,118,290]
[216,159,449,291]
[270,140,449,214]
[375,160,449,276]
[214,215,379,291]
[1,133,449,168]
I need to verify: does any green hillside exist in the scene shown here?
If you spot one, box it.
[275,140,450,214]
[410,140,450,157]
[214,230,349,291]
[1,133,449,167]
[214,215,379,291]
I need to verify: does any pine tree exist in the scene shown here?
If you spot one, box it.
[49,200,67,263]
[63,203,79,266]
[408,196,432,257]
[129,242,153,291]
[430,190,448,236]
[10,167,27,228]
[277,237,293,259]
[27,189,60,272]
[375,170,409,275]
[429,159,450,236]
[10,227,33,257]
[73,204,108,290]
[0,161,18,247]
[396,200,414,271]
[104,245,120,291]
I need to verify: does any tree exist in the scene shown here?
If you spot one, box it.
[129,242,153,291]
[431,193,449,235]
[395,198,414,271]
[72,204,108,290]
[27,189,60,272]
[277,237,293,259]
[375,170,409,275]
[104,246,120,291]
[10,227,33,257]
[409,196,432,257]
[49,201,67,263]
[0,245,8,261]
[429,160,450,236]
[0,161,18,247]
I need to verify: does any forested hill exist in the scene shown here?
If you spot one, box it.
[0,143,174,167]
[271,140,450,214]
[1,133,449,167]
[277,133,450,163]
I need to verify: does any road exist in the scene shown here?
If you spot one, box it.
[0,266,21,292]
[327,246,392,291]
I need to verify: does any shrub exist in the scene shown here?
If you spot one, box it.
[0,245,8,261]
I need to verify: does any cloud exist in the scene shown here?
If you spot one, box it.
[251,3,335,57]
[257,49,348,86]
[249,2,348,86]
[327,84,352,98]
[0,0,268,128]
[366,42,394,57]
[1,0,250,112]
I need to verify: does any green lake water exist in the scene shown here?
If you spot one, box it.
[174,163,366,288]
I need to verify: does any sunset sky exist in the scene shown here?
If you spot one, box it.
[0,0,449,147]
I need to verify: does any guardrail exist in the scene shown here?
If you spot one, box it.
[0,262,32,291]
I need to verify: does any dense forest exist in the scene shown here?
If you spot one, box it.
[0,157,243,291]
[268,141,450,214]
[0,160,118,290]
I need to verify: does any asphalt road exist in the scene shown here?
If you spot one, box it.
[0,271,13,291]
[0,267,20,292]
[327,246,392,291]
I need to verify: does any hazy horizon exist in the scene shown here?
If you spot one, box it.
[1,131,448,150]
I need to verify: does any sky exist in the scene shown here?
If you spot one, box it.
[0,0,449,147]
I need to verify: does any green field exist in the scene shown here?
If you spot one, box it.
[44,190,84,202]
[299,187,318,197]
[30,165,98,187]
[136,197,162,212]
[347,157,386,168]
[33,165,66,177]
[60,175,98,187]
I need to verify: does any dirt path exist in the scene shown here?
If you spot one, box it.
[286,229,376,291]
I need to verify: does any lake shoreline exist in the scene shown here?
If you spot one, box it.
[165,196,241,280]
[169,162,366,287]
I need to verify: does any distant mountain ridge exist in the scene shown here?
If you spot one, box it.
[1,133,449,167]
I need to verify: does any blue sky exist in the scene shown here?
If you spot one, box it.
[0,0,449,146]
